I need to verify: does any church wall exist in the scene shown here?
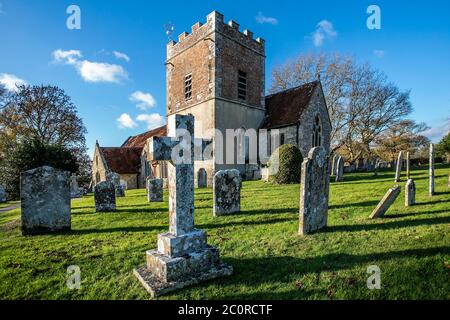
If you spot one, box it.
[120,174,139,190]
[92,145,108,186]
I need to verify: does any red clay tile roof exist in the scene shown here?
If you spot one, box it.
[121,125,167,148]
[100,147,142,174]
[262,81,319,129]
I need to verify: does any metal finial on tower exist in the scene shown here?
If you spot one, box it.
[164,22,175,41]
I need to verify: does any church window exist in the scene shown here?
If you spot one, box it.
[184,74,192,100]
[238,70,247,100]
[280,133,285,146]
[312,115,322,147]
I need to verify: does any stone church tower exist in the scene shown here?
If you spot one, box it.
[166,11,266,186]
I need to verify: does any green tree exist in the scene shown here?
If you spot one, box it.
[436,131,450,162]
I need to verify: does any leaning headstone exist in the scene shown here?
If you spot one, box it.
[429,144,435,196]
[395,151,403,182]
[134,114,232,297]
[405,179,416,207]
[0,185,6,203]
[213,169,241,216]
[197,168,207,188]
[20,166,71,235]
[299,146,330,235]
[335,156,344,182]
[106,172,125,197]
[94,181,116,212]
[369,185,401,219]
[147,178,163,202]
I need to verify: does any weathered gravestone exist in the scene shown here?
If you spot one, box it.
[21,166,71,235]
[213,169,241,216]
[147,178,163,202]
[335,156,344,182]
[395,151,403,182]
[0,185,6,203]
[94,181,116,212]
[448,174,450,188]
[405,179,416,207]
[369,185,401,219]
[331,154,339,176]
[197,168,207,188]
[107,172,125,197]
[70,175,82,199]
[406,152,411,179]
[134,114,232,297]
[429,144,435,196]
[299,146,330,235]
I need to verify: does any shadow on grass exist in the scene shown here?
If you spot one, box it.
[199,217,294,230]
[230,208,298,216]
[329,200,379,210]
[67,225,167,235]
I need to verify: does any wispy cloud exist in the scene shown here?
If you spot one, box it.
[373,50,386,58]
[255,12,278,25]
[113,51,130,62]
[136,113,166,130]
[0,73,27,91]
[0,3,5,15]
[117,113,137,129]
[421,118,450,142]
[129,91,156,110]
[312,20,337,47]
[52,49,128,84]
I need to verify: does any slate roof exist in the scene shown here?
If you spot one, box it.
[100,147,142,174]
[121,125,167,148]
[262,81,319,129]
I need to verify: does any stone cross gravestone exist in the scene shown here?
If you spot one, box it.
[0,185,6,203]
[429,144,435,196]
[107,172,125,197]
[405,179,415,207]
[197,168,207,188]
[395,151,403,183]
[147,178,163,202]
[94,181,116,212]
[134,114,232,297]
[299,146,330,235]
[213,169,241,216]
[369,185,401,219]
[335,156,344,182]
[21,166,71,235]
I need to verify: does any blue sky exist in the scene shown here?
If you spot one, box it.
[1,0,449,157]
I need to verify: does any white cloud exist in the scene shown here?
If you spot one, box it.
[113,51,130,62]
[0,73,27,91]
[312,20,337,47]
[373,50,386,58]
[129,91,156,110]
[421,118,450,142]
[52,49,128,83]
[136,113,166,130]
[117,113,137,129]
[255,12,278,25]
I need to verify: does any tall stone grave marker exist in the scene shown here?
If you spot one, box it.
[331,154,339,176]
[395,151,403,182]
[134,114,232,297]
[0,185,6,203]
[107,172,125,197]
[21,166,71,235]
[213,169,241,216]
[94,181,116,212]
[197,168,207,188]
[335,156,344,182]
[405,179,415,207]
[406,152,411,179]
[369,185,401,219]
[299,146,330,235]
[147,178,163,202]
[429,144,435,196]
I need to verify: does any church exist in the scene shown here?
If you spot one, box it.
[92,11,331,189]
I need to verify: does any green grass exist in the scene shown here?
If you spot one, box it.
[0,201,19,210]
[0,165,449,300]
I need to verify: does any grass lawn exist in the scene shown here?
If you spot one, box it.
[0,201,19,210]
[0,165,449,300]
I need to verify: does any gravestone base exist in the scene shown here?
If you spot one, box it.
[23,225,71,236]
[134,245,232,298]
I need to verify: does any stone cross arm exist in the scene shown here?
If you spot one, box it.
[148,136,213,162]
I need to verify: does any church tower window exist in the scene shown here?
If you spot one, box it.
[184,74,192,100]
[312,115,322,147]
[238,70,247,100]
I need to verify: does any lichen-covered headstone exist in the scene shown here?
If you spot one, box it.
[213,169,241,216]
[331,154,339,176]
[70,175,82,199]
[0,185,6,203]
[107,172,125,197]
[395,151,403,183]
[335,156,344,182]
[406,152,411,179]
[197,168,207,188]
[369,185,401,219]
[20,166,71,235]
[405,179,415,207]
[134,114,231,297]
[94,181,116,212]
[299,147,330,235]
[429,144,435,196]
[147,178,163,202]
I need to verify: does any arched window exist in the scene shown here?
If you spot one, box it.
[312,115,322,148]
